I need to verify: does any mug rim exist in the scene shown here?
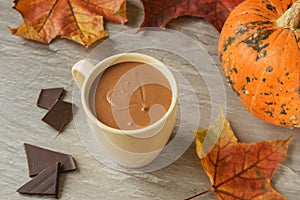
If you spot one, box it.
[81,52,178,136]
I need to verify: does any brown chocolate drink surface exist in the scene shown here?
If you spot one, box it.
[94,61,172,130]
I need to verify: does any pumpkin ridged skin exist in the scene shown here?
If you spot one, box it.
[219,0,300,128]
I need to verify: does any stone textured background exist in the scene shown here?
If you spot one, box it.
[1,0,299,199]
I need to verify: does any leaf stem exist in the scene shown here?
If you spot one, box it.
[184,189,212,200]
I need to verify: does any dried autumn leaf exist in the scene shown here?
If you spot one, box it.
[191,113,291,200]
[9,0,127,47]
[140,0,244,32]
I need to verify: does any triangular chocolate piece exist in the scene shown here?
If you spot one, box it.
[17,162,61,199]
[37,88,65,110]
[41,100,74,132]
[24,143,76,177]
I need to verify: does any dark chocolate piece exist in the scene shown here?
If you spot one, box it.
[17,162,61,199]
[42,100,74,132]
[24,143,76,177]
[37,88,65,110]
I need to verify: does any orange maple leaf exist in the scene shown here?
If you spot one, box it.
[189,113,291,200]
[9,0,127,47]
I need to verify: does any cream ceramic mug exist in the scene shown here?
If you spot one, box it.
[72,53,178,168]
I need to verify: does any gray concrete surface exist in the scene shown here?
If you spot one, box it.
[1,0,299,199]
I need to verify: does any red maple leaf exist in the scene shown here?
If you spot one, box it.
[140,0,245,32]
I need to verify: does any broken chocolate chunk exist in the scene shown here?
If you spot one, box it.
[17,162,61,199]
[24,143,76,177]
[42,100,74,132]
[37,88,65,110]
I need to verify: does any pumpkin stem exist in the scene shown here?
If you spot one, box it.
[277,1,300,31]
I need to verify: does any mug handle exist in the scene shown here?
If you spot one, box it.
[72,60,95,90]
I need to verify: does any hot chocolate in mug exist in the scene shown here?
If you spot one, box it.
[72,53,178,168]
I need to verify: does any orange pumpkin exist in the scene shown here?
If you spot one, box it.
[219,0,300,128]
